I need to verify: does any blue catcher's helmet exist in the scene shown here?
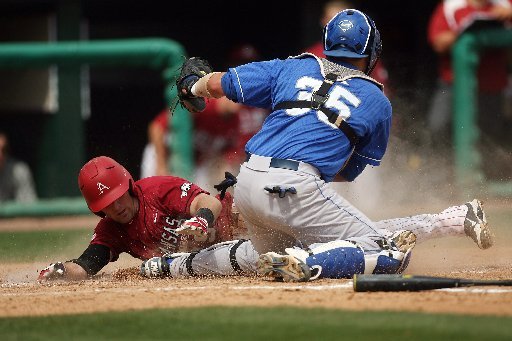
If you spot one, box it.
[323,9,382,75]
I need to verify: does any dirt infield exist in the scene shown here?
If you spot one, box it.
[1,201,511,318]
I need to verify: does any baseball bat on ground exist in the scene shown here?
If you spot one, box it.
[353,274,512,292]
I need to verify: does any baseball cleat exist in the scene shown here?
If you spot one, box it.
[396,248,414,274]
[390,230,417,253]
[464,199,494,249]
[257,252,311,282]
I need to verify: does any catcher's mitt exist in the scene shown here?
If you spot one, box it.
[176,57,213,112]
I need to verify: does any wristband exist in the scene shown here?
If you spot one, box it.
[195,207,215,228]
[191,72,220,98]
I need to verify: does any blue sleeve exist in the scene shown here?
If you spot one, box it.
[355,117,391,166]
[220,60,280,109]
[341,94,391,181]
[339,157,368,181]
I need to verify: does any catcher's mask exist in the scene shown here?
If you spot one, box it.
[78,156,134,215]
[323,9,382,75]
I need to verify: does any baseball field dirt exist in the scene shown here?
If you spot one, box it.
[1,199,511,318]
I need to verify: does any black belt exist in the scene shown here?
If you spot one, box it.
[245,153,299,171]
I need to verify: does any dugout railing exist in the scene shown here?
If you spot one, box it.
[453,27,512,198]
[0,39,193,217]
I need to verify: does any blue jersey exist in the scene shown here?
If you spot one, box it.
[220,55,391,182]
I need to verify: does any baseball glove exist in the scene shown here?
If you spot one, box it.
[176,57,213,112]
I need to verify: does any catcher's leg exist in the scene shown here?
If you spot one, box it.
[141,239,259,278]
[257,238,415,282]
[375,200,493,248]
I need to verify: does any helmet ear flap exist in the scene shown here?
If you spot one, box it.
[322,25,328,51]
[128,179,135,196]
[363,14,382,75]
[94,211,106,218]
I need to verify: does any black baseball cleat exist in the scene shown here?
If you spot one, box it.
[464,199,494,249]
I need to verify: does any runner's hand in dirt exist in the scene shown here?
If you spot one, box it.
[38,262,66,281]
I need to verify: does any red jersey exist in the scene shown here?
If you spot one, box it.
[428,0,511,91]
[153,110,169,133]
[194,98,240,164]
[90,176,234,261]
[225,105,268,164]
[194,98,268,165]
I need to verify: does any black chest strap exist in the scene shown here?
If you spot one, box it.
[273,72,359,146]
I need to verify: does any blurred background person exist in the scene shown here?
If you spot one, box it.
[140,108,171,179]
[0,130,37,203]
[194,44,269,191]
[426,0,512,179]
[140,44,269,192]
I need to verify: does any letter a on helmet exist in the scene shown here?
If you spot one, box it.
[78,156,133,213]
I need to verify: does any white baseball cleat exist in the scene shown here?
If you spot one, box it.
[464,199,494,249]
[257,252,311,282]
[390,230,417,253]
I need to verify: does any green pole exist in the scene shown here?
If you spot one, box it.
[37,0,83,197]
[452,33,481,195]
[0,38,192,197]
[452,28,512,197]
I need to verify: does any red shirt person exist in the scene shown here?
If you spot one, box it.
[426,0,512,139]
[38,156,234,281]
[428,0,512,92]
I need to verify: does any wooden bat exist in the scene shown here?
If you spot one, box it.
[353,274,512,292]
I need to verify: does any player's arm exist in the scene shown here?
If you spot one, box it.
[490,4,512,21]
[333,174,349,182]
[38,244,111,282]
[175,193,222,237]
[430,31,457,54]
[193,71,226,99]
[427,4,457,55]
[148,117,170,176]
[189,192,222,218]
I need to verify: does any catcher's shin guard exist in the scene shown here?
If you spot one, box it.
[285,240,413,279]
[286,241,366,279]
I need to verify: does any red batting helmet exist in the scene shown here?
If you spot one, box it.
[78,156,133,213]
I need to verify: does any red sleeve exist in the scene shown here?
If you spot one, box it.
[90,219,127,262]
[304,42,324,58]
[156,177,207,217]
[428,3,451,46]
[152,110,169,132]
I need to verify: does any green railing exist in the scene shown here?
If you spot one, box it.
[0,38,193,200]
[452,27,512,197]
[0,197,89,218]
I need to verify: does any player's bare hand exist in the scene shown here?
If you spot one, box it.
[490,6,512,21]
[38,262,66,282]
[175,217,209,237]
